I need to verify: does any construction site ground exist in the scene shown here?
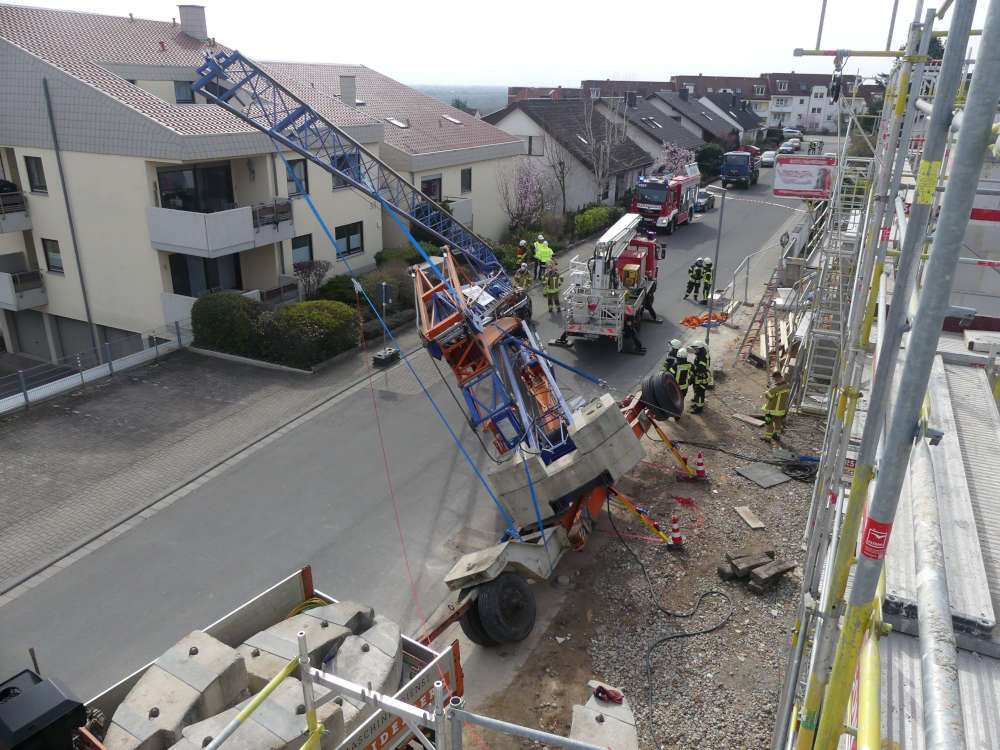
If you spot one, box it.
[461,319,826,749]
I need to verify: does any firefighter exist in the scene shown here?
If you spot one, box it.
[691,351,710,414]
[700,258,714,304]
[513,262,532,290]
[684,258,703,300]
[641,279,660,322]
[533,234,548,280]
[516,239,529,266]
[623,317,645,354]
[663,338,682,373]
[762,370,792,443]
[542,262,563,312]
[689,340,713,387]
[672,347,692,405]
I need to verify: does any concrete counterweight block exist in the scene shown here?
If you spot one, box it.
[237,613,351,692]
[103,631,249,750]
[329,617,402,737]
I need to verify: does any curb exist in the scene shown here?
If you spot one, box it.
[0,340,425,601]
[188,346,314,375]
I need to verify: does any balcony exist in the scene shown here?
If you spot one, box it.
[0,192,31,233]
[146,198,294,258]
[0,270,47,311]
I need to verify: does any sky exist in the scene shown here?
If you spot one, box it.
[3,0,990,86]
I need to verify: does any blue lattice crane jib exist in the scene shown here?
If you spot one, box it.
[191,50,581,463]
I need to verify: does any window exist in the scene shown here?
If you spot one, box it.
[25,156,46,193]
[707,87,714,93]
[811,107,822,114]
[735,87,742,94]
[526,136,545,156]
[286,159,308,196]
[335,221,364,258]
[826,114,833,120]
[754,85,765,96]
[601,182,610,200]
[813,90,825,98]
[461,167,472,194]
[777,80,788,92]
[291,234,313,264]
[174,81,194,103]
[331,153,354,189]
[169,254,242,297]
[42,238,62,272]
[590,87,600,99]
[799,98,805,105]
[420,175,442,200]
[157,163,234,212]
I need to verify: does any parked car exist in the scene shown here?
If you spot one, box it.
[760,150,777,167]
[782,127,803,138]
[790,138,802,151]
[693,189,716,212]
[778,143,795,154]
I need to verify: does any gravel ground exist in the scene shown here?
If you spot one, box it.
[472,335,826,750]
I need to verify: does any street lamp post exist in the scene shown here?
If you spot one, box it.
[704,186,727,348]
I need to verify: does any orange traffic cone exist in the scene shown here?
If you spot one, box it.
[670,515,685,546]
[695,451,706,478]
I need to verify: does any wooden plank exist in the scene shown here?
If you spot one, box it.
[730,554,774,577]
[726,547,776,564]
[734,413,765,427]
[734,505,765,529]
[750,559,796,585]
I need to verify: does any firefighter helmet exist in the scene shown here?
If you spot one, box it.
[677,347,688,359]
[691,340,706,350]
[704,258,714,266]
[519,239,527,247]
[520,262,528,270]
[670,338,682,349]
[537,234,545,241]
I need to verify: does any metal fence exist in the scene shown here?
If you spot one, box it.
[0,318,194,414]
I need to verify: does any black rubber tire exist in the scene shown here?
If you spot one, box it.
[652,372,684,418]
[641,373,667,419]
[459,596,499,647]
[476,572,536,643]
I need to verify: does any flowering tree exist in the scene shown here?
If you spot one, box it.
[654,142,696,178]
[497,160,550,229]
[293,259,331,299]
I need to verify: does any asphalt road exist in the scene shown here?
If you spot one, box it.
[0,167,802,701]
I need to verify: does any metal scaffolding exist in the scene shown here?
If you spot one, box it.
[771,0,1000,748]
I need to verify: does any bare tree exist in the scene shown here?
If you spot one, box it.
[293,259,331,299]
[496,160,549,229]
[581,94,628,203]
[543,133,571,215]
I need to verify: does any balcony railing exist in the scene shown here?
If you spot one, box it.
[0,270,47,311]
[146,197,294,258]
[0,191,31,233]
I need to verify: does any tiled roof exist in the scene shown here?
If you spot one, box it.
[702,93,764,130]
[484,99,652,174]
[646,91,737,143]
[580,80,675,98]
[0,4,376,136]
[507,86,582,104]
[264,61,521,156]
[671,75,770,98]
[764,72,837,95]
[601,98,704,151]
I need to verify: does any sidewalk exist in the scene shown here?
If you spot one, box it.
[0,325,425,597]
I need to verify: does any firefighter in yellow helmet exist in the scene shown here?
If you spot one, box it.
[542,261,563,313]
[762,370,792,443]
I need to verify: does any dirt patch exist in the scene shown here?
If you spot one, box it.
[469,338,825,749]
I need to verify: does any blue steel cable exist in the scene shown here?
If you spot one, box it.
[518,446,552,573]
[271,144,523,541]
[488,324,608,388]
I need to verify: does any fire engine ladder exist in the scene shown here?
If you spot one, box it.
[797,157,874,415]
[735,266,783,367]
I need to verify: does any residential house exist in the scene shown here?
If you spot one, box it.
[484,99,652,212]
[594,95,704,168]
[0,3,521,362]
[671,75,771,122]
[507,86,582,105]
[645,91,740,150]
[698,94,765,145]
[580,80,674,100]
[762,72,864,132]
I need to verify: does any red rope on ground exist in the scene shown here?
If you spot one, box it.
[353,292,492,750]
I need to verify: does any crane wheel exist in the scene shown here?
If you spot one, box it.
[459,594,499,647]
[476,572,536,643]
[641,372,683,419]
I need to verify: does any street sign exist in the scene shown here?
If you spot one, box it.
[378,281,394,306]
[774,155,837,199]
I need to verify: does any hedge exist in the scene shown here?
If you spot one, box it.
[574,205,623,237]
[374,242,439,268]
[314,274,357,306]
[191,291,261,356]
[255,300,358,369]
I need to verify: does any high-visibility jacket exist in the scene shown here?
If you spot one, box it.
[688,263,703,282]
[513,269,532,289]
[535,244,554,264]
[542,270,563,294]
[674,360,692,389]
[702,266,714,285]
[763,381,792,416]
[695,349,711,372]
[693,359,711,386]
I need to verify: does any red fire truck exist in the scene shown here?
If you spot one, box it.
[630,163,701,234]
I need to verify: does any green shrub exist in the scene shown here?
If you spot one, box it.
[191,291,261,356]
[362,262,415,312]
[574,205,620,237]
[697,144,725,177]
[255,300,358,369]
[314,274,357,305]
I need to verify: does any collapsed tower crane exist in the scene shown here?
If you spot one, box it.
[191,51,685,645]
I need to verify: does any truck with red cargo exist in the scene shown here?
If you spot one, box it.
[630,163,701,234]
